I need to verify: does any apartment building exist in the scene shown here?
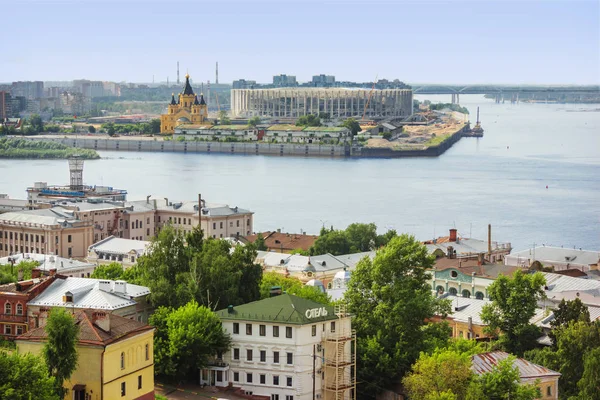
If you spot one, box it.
[87,236,151,268]
[0,207,94,258]
[205,293,355,400]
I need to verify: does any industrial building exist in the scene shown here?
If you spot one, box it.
[231,88,413,119]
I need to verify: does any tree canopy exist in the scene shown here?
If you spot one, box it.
[295,114,321,127]
[151,301,231,381]
[90,262,125,280]
[480,270,546,355]
[248,116,261,127]
[344,234,451,396]
[259,272,330,304]
[43,308,79,397]
[0,351,59,400]
[340,118,361,136]
[310,223,397,256]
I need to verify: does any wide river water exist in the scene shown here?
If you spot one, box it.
[1,95,599,251]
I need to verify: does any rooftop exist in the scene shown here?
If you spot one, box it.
[245,231,318,252]
[154,198,253,217]
[508,246,600,266]
[216,293,337,325]
[471,351,560,379]
[433,257,522,279]
[88,236,151,256]
[17,309,153,346]
[0,253,94,273]
[27,277,150,310]
[0,207,82,227]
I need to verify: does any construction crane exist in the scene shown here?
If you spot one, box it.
[362,74,378,121]
[215,92,221,114]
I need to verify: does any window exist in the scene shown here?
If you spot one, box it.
[246,324,252,335]
[120,352,125,369]
[286,396,294,400]
[68,248,72,257]
[271,395,279,400]
[273,351,280,364]
[4,325,11,335]
[178,218,181,224]
[247,349,253,361]
[286,352,293,365]
[220,222,223,229]
[273,375,279,385]
[68,235,72,243]
[41,236,44,243]
[286,326,292,338]
[260,374,266,384]
[138,375,142,389]
[5,303,11,315]
[16,326,23,335]
[213,222,216,229]
[233,323,239,334]
[147,228,150,236]
[287,376,293,387]
[233,348,240,360]
[25,234,28,241]
[273,326,279,337]
[259,324,266,336]
[246,373,253,383]
[233,372,239,382]
[230,222,233,227]
[312,325,317,336]
[331,321,336,333]
[120,382,126,397]
[183,218,186,225]
[260,350,266,362]
[147,217,150,224]
[237,220,240,227]
[145,344,149,360]
[547,386,552,396]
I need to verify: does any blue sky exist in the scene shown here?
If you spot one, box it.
[3,0,599,84]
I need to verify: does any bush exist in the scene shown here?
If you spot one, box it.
[382,132,392,140]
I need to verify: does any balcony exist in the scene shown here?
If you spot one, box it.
[325,328,355,342]
[0,314,28,324]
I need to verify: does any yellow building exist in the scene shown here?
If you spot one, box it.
[16,310,155,400]
[160,73,209,133]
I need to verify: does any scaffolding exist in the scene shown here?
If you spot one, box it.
[323,304,356,400]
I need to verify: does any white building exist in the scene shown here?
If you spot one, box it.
[87,236,151,268]
[0,253,96,278]
[204,293,356,400]
[505,246,600,272]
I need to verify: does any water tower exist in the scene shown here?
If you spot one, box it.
[68,157,84,191]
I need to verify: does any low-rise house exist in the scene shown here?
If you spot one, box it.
[245,231,318,253]
[0,206,94,258]
[540,272,600,308]
[471,351,561,400]
[505,246,600,272]
[0,274,56,339]
[424,228,512,263]
[87,236,151,268]
[17,310,155,400]
[174,124,258,141]
[0,253,96,277]
[204,293,355,400]
[27,277,152,327]
[266,125,351,144]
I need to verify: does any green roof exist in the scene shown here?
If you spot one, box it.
[267,124,304,131]
[216,293,337,325]
[210,125,251,131]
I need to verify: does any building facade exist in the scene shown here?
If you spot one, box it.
[17,310,155,400]
[160,74,209,133]
[87,236,151,268]
[206,294,355,400]
[231,88,413,119]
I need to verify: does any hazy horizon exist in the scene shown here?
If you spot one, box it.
[3,0,599,85]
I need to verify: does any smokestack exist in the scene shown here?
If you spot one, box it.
[146,195,151,204]
[449,229,457,242]
[164,197,169,206]
[488,224,492,256]
[216,61,219,84]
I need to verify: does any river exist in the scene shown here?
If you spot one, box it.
[1,95,599,251]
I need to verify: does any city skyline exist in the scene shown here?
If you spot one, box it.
[3,0,599,85]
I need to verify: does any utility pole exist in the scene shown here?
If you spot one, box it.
[312,344,316,400]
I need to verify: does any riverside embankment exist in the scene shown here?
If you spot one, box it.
[14,128,467,159]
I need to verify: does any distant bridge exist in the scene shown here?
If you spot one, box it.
[411,84,599,95]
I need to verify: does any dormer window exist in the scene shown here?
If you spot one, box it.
[63,292,73,303]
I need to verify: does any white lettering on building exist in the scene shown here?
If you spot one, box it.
[305,307,328,319]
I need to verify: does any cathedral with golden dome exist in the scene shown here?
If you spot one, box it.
[160,73,209,134]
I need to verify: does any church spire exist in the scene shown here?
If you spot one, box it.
[182,73,194,96]
[170,93,176,105]
[199,93,206,105]
[194,95,199,105]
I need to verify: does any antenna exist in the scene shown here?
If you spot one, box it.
[177,62,180,85]
[216,61,219,84]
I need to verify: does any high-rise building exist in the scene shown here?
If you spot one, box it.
[312,74,336,87]
[0,91,11,119]
[232,79,257,89]
[10,81,44,100]
[273,74,297,87]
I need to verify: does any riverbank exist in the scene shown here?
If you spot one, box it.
[0,137,99,159]
[12,127,468,158]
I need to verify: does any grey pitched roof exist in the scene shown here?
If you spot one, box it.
[0,207,80,226]
[510,246,600,266]
[0,253,94,273]
[88,236,150,256]
[471,352,560,379]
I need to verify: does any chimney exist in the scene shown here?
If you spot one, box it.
[449,229,457,242]
[164,197,169,206]
[98,280,112,292]
[447,246,454,259]
[114,280,127,294]
[146,195,151,204]
[198,193,202,218]
[31,268,41,279]
[92,311,110,332]
[227,305,234,314]
[49,268,57,276]
[488,224,492,256]
[477,253,484,266]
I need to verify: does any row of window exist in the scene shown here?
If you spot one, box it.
[233,349,293,365]
[3,324,24,335]
[168,217,192,225]
[120,376,143,397]
[4,302,24,316]
[1,231,47,243]
[120,345,150,369]
[212,219,248,230]
[233,322,336,337]
[233,371,293,387]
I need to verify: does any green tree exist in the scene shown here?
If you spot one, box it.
[550,298,590,331]
[29,114,44,133]
[375,229,398,248]
[403,349,473,400]
[255,233,267,251]
[218,110,230,125]
[149,118,161,133]
[0,260,40,284]
[382,132,392,140]
[0,351,59,400]
[90,262,124,280]
[290,248,310,256]
[576,346,600,400]
[344,234,451,396]
[296,114,321,127]
[480,270,546,355]
[248,116,261,127]
[259,272,330,304]
[471,356,540,400]
[43,308,80,397]
[150,301,231,381]
[345,222,379,252]
[340,118,361,136]
[88,125,96,133]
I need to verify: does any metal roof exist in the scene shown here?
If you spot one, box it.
[509,246,600,267]
[0,253,94,273]
[27,277,150,310]
[0,206,80,226]
[471,351,560,379]
[88,236,151,256]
